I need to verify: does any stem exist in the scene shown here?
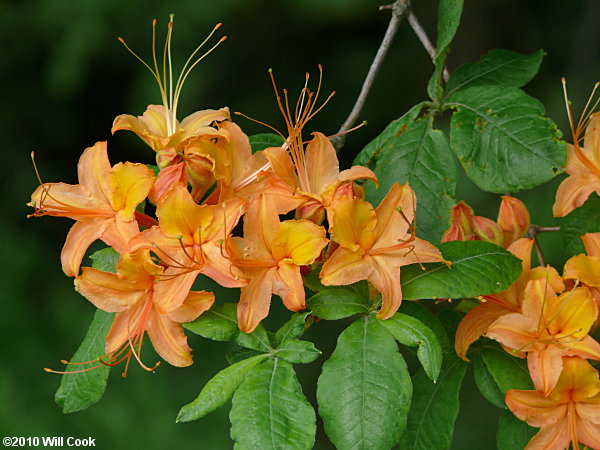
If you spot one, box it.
[333,0,410,152]
[407,11,450,82]
[527,225,561,267]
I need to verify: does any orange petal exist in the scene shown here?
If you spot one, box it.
[553,172,599,217]
[77,142,114,205]
[75,267,144,312]
[374,183,415,238]
[455,302,508,361]
[564,255,600,288]
[179,107,230,136]
[237,268,276,333]
[558,357,600,402]
[271,219,328,265]
[486,313,538,351]
[320,246,372,287]
[577,417,600,450]
[336,165,378,187]
[564,336,600,362]
[105,307,142,354]
[153,268,200,314]
[276,262,305,311]
[262,146,298,190]
[61,219,107,277]
[582,233,600,258]
[203,197,245,242]
[111,105,170,151]
[201,241,247,288]
[146,309,193,367]
[101,216,142,255]
[328,197,376,251]
[524,420,569,450]
[527,345,565,395]
[370,256,402,319]
[110,162,154,219]
[304,132,339,194]
[529,266,565,293]
[548,287,598,336]
[167,290,215,323]
[156,183,212,240]
[505,389,566,427]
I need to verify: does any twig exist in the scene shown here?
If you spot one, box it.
[407,11,450,82]
[333,0,410,152]
[527,225,561,267]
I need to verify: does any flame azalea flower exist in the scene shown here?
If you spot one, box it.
[28,141,155,277]
[564,232,600,327]
[506,356,600,450]
[320,183,445,319]
[454,238,535,360]
[553,80,600,217]
[227,194,328,333]
[112,16,230,202]
[251,67,377,224]
[73,250,214,369]
[128,183,246,315]
[486,277,600,395]
[442,196,530,248]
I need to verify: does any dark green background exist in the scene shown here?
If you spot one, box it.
[3,0,598,448]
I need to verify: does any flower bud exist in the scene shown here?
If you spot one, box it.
[441,202,476,242]
[472,216,504,247]
[497,196,530,246]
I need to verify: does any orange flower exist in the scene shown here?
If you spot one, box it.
[227,194,328,333]
[74,250,214,369]
[128,183,246,314]
[553,80,600,217]
[506,356,600,450]
[486,276,600,394]
[454,238,534,360]
[320,183,445,319]
[28,141,154,276]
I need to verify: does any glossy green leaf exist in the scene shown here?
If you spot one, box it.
[248,133,285,153]
[89,247,119,273]
[497,410,537,450]
[428,0,464,101]
[225,348,263,365]
[473,351,505,408]
[306,287,369,320]
[176,355,268,422]
[401,241,522,300]
[274,340,321,364]
[447,86,566,192]
[273,312,311,347]
[445,49,544,96]
[399,353,467,449]
[55,310,114,413]
[184,303,271,352]
[230,358,316,450]
[361,114,458,242]
[378,313,443,382]
[317,316,412,450]
[399,301,450,352]
[481,344,534,392]
[560,194,600,256]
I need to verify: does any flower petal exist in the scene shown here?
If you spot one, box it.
[524,420,569,450]
[146,309,193,367]
[328,197,376,251]
[179,107,230,135]
[455,302,508,361]
[320,246,372,287]
[167,290,215,323]
[61,219,107,277]
[271,219,328,265]
[237,268,276,333]
[110,162,154,219]
[370,256,402,319]
[75,267,144,312]
[276,262,305,311]
[553,171,598,217]
[582,233,600,258]
[305,132,339,194]
[505,389,566,427]
[153,268,200,314]
[564,255,600,288]
[527,345,565,395]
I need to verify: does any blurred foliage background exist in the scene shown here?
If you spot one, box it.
[2,0,599,448]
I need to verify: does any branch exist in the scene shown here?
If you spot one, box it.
[333,0,410,152]
[527,225,561,267]
[407,11,450,82]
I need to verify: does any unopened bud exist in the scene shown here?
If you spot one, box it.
[472,216,504,247]
[441,202,476,242]
[497,196,530,247]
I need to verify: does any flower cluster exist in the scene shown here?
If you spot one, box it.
[28,18,444,374]
[445,197,600,448]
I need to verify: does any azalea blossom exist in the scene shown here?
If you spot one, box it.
[506,356,600,450]
[553,80,600,217]
[74,250,214,370]
[28,141,154,276]
[227,194,328,332]
[486,276,600,394]
[320,183,445,319]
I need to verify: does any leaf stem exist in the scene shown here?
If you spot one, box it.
[333,0,410,152]
[407,11,450,83]
[527,225,560,267]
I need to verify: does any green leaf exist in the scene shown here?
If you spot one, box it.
[89,247,120,273]
[272,312,311,347]
[401,241,522,300]
[445,49,544,97]
[54,310,114,413]
[184,303,272,352]
[560,194,600,256]
[317,316,412,450]
[176,355,268,422]
[428,0,464,101]
[248,133,285,153]
[362,114,458,242]
[399,301,450,352]
[473,351,505,408]
[378,313,443,382]
[225,348,264,365]
[447,86,566,192]
[399,353,468,450]
[481,344,534,392]
[274,340,321,364]
[497,410,536,450]
[306,287,369,320]
[230,358,316,450]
